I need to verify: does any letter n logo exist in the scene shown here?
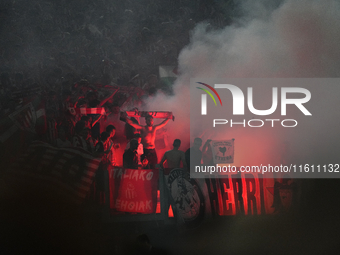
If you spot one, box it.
[197,82,222,115]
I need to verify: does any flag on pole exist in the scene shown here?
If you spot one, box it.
[9,103,37,133]
[0,96,46,167]
[210,139,235,164]
[8,141,101,204]
[159,66,177,87]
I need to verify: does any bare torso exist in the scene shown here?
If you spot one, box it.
[162,149,186,169]
[141,126,157,149]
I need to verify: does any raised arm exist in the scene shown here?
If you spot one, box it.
[91,114,103,127]
[125,117,143,130]
[97,90,118,107]
[155,118,170,130]
[121,112,143,130]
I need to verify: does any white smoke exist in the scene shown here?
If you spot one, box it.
[179,0,340,78]
[146,0,340,167]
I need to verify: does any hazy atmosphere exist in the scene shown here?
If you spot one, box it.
[1,0,340,254]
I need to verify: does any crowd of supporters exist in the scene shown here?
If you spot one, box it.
[0,77,154,167]
[0,0,237,167]
[0,1,240,254]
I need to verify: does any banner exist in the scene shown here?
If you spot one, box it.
[69,107,106,116]
[124,110,173,120]
[166,168,205,227]
[206,173,299,215]
[210,139,234,164]
[0,97,46,167]
[8,141,101,204]
[109,168,159,214]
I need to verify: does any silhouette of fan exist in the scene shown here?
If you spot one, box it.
[219,147,227,156]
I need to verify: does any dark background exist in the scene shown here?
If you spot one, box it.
[1,0,340,254]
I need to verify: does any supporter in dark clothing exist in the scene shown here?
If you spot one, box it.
[123,139,139,169]
[202,139,213,165]
[94,131,111,203]
[88,98,102,141]
[125,117,139,140]
[56,126,72,148]
[72,121,87,150]
[94,131,111,161]
[185,137,203,172]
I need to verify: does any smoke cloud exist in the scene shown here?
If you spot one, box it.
[146,0,340,168]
